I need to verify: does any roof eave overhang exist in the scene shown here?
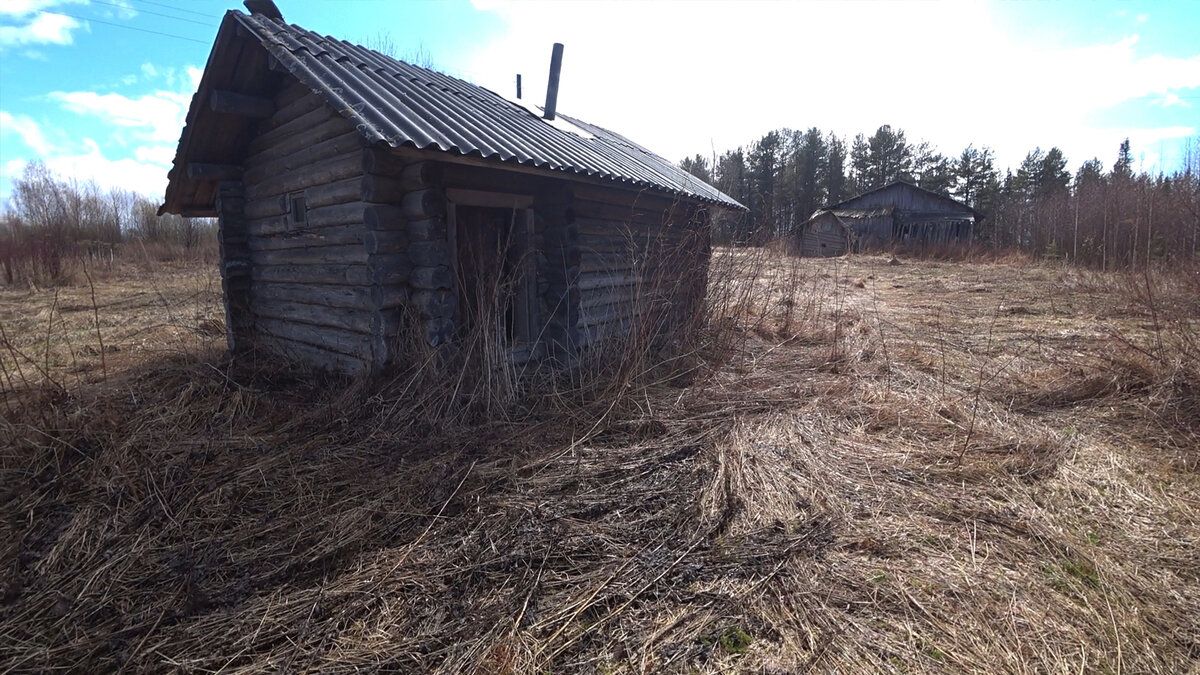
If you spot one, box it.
[159,12,256,217]
[386,143,745,211]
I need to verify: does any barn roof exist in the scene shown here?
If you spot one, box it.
[830,207,894,219]
[825,181,981,221]
[161,9,744,216]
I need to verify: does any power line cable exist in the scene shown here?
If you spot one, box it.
[130,0,213,18]
[42,10,210,44]
[90,0,213,27]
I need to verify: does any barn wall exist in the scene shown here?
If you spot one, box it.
[839,214,894,251]
[895,217,974,245]
[238,81,377,373]
[534,188,575,358]
[799,213,850,257]
[837,184,975,248]
[216,182,251,352]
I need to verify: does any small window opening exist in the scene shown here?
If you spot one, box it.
[287,192,307,229]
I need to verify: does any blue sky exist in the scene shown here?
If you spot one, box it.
[1,0,1198,208]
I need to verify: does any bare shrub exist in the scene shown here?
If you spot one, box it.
[0,219,79,287]
[1,162,218,288]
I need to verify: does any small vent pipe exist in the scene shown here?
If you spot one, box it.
[516,73,522,99]
[543,43,563,120]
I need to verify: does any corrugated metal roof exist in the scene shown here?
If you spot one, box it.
[831,207,894,219]
[163,10,743,214]
[825,181,980,220]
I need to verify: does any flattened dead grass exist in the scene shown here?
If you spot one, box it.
[2,251,1197,673]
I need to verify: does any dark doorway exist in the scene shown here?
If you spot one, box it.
[453,205,534,345]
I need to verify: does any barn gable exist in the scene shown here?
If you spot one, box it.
[160,5,743,375]
[795,211,852,258]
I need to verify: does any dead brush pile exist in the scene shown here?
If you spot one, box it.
[2,250,1199,673]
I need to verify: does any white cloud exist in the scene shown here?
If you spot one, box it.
[134,144,175,165]
[1159,92,1190,108]
[101,0,134,20]
[0,10,82,47]
[0,111,55,154]
[42,140,171,195]
[2,140,171,202]
[0,0,80,15]
[47,88,191,143]
[465,0,1200,173]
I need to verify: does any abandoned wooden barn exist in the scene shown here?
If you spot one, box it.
[806,181,979,252]
[160,4,744,374]
[794,211,852,257]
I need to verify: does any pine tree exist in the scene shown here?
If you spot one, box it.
[678,154,712,184]
[913,142,955,195]
[1037,147,1070,200]
[850,133,870,194]
[748,132,783,239]
[714,148,750,242]
[864,125,913,189]
[1074,158,1104,189]
[794,127,827,221]
[823,133,848,205]
[1113,138,1133,178]
[954,145,997,209]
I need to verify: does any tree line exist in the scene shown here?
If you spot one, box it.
[1,161,217,284]
[684,126,1200,269]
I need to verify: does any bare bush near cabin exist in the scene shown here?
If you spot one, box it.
[3,251,1199,673]
[377,212,531,425]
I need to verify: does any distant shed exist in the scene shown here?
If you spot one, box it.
[795,211,852,257]
[812,181,979,251]
[159,4,744,374]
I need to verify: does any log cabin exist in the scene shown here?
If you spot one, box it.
[802,181,979,253]
[160,2,744,374]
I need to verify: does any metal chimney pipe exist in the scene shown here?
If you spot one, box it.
[516,73,522,99]
[543,43,563,120]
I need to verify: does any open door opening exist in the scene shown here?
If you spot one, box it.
[452,204,537,350]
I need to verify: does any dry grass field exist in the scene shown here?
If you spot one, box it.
[2,250,1197,673]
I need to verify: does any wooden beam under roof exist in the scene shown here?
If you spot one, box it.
[210,89,274,118]
[187,163,243,181]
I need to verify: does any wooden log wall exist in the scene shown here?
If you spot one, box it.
[239,81,381,373]
[569,185,709,349]
[216,181,250,352]
[363,149,454,353]
[534,190,577,358]
[226,83,715,374]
